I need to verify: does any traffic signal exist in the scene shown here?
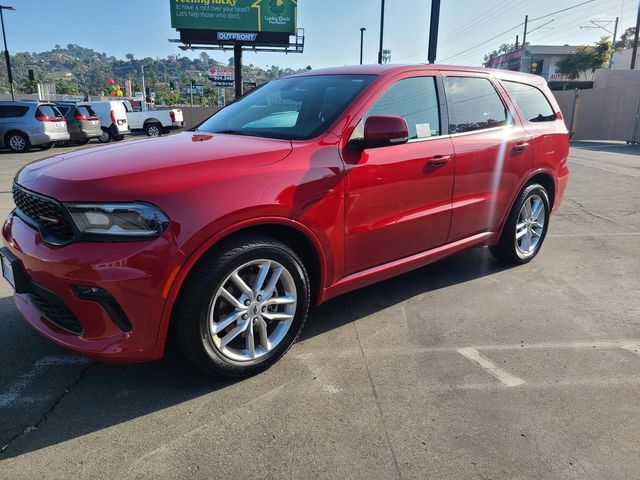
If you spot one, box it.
[28,69,35,82]
[170,81,175,91]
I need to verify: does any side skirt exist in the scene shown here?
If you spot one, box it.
[318,231,495,304]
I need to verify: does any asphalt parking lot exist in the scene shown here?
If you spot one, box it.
[0,139,639,479]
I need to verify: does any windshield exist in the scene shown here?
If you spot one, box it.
[197,75,376,140]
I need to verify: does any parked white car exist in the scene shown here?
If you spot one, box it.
[123,102,184,137]
[87,101,130,143]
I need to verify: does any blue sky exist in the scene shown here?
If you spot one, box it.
[2,0,636,68]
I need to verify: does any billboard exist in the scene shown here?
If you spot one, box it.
[170,0,297,34]
[209,68,235,86]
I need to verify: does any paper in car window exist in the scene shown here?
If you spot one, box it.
[416,123,432,138]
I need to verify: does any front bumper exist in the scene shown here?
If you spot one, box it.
[2,212,185,363]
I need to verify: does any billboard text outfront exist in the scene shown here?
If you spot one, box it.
[170,0,297,34]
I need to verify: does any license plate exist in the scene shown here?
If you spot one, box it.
[1,252,15,290]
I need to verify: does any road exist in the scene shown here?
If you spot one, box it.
[0,139,639,479]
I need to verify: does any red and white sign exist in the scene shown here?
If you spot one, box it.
[208,68,235,80]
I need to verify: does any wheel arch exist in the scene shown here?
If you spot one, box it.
[4,129,28,146]
[494,169,557,242]
[157,217,327,343]
[143,118,161,126]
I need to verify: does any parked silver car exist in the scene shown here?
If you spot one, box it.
[0,101,70,153]
[54,102,102,145]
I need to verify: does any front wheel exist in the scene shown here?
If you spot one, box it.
[490,183,550,264]
[173,235,310,377]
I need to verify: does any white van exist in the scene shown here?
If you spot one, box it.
[87,101,130,143]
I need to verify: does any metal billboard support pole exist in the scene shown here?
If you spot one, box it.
[360,27,366,65]
[0,5,15,101]
[234,43,243,99]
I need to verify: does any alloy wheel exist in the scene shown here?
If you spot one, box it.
[147,125,161,137]
[9,135,26,152]
[207,259,297,362]
[515,194,546,257]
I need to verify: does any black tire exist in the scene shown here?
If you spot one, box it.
[6,132,30,153]
[490,183,550,264]
[98,128,111,143]
[77,139,90,146]
[145,123,162,137]
[172,234,311,378]
[40,143,54,150]
[113,135,124,142]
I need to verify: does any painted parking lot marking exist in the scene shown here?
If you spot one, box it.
[457,347,526,387]
[0,356,89,408]
[621,344,640,357]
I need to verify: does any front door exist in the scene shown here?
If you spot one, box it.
[342,74,455,275]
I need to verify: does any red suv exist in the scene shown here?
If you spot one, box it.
[1,65,569,377]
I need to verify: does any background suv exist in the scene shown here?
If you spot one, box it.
[0,101,70,153]
[1,64,569,377]
[55,102,102,145]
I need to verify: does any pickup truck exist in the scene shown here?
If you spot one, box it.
[123,102,184,137]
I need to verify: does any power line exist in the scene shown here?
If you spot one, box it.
[438,0,609,64]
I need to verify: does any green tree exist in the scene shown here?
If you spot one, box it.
[483,43,516,67]
[614,27,636,50]
[556,37,612,80]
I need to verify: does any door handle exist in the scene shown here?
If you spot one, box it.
[427,155,452,167]
[513,142,530,153]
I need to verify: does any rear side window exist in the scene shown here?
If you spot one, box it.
[444,77,507,134]
[503,81,556,122]
[0,106,29,118]
[76,105,96,117]
[35,105,64,119]
[57,106,71,115]
[365,77,441,139]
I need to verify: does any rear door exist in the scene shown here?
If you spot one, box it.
[342,72,456,274]
[443,73,533,242]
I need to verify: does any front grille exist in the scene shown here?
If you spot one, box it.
[12,183,75,243]
[29,293,82,335]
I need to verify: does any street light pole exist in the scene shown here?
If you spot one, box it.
[377,0,385,64]
[360,27,366,65]
[427,0,441,64]
[0,5,15,101]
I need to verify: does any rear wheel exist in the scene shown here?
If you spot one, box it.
[145,123,162,137]
[490,183,550,264]
[113,135,124,142]
[7,132,30,153]
[173,235,310,377]
[98,128,111,143]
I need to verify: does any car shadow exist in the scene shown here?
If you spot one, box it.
[0,246,513,459]
[571,141,640,157]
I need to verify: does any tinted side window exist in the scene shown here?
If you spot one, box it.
[36,105,64,118]
[0,106,29,118]
[503,81,556,122]
[444,77,507,134]
[366,77,441,139]
[57,106,70,115]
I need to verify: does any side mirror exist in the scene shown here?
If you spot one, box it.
[351,115,409,150]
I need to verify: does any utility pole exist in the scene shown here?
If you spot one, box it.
[515,35,519,50]
[631,1,640,70]
[141,64,146,112]
[360,27,366,65]
[609,17,619,69]
[520,15,529,73]
[378,0,385,64]
[427,0,441,64]
[0,5,15,101]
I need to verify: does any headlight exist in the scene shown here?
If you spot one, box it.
[65,203,169,238]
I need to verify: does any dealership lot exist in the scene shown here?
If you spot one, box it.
[0,140,639,479]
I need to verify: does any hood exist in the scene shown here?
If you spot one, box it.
[16,132,293,202]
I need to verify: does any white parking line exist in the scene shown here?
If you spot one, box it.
[457,347,526,387]
[0,356,89,408]
[621,344,640,357]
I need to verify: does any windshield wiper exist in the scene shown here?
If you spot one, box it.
[210,130,251,136]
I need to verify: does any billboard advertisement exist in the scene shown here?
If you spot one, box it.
[170,0,297,34]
